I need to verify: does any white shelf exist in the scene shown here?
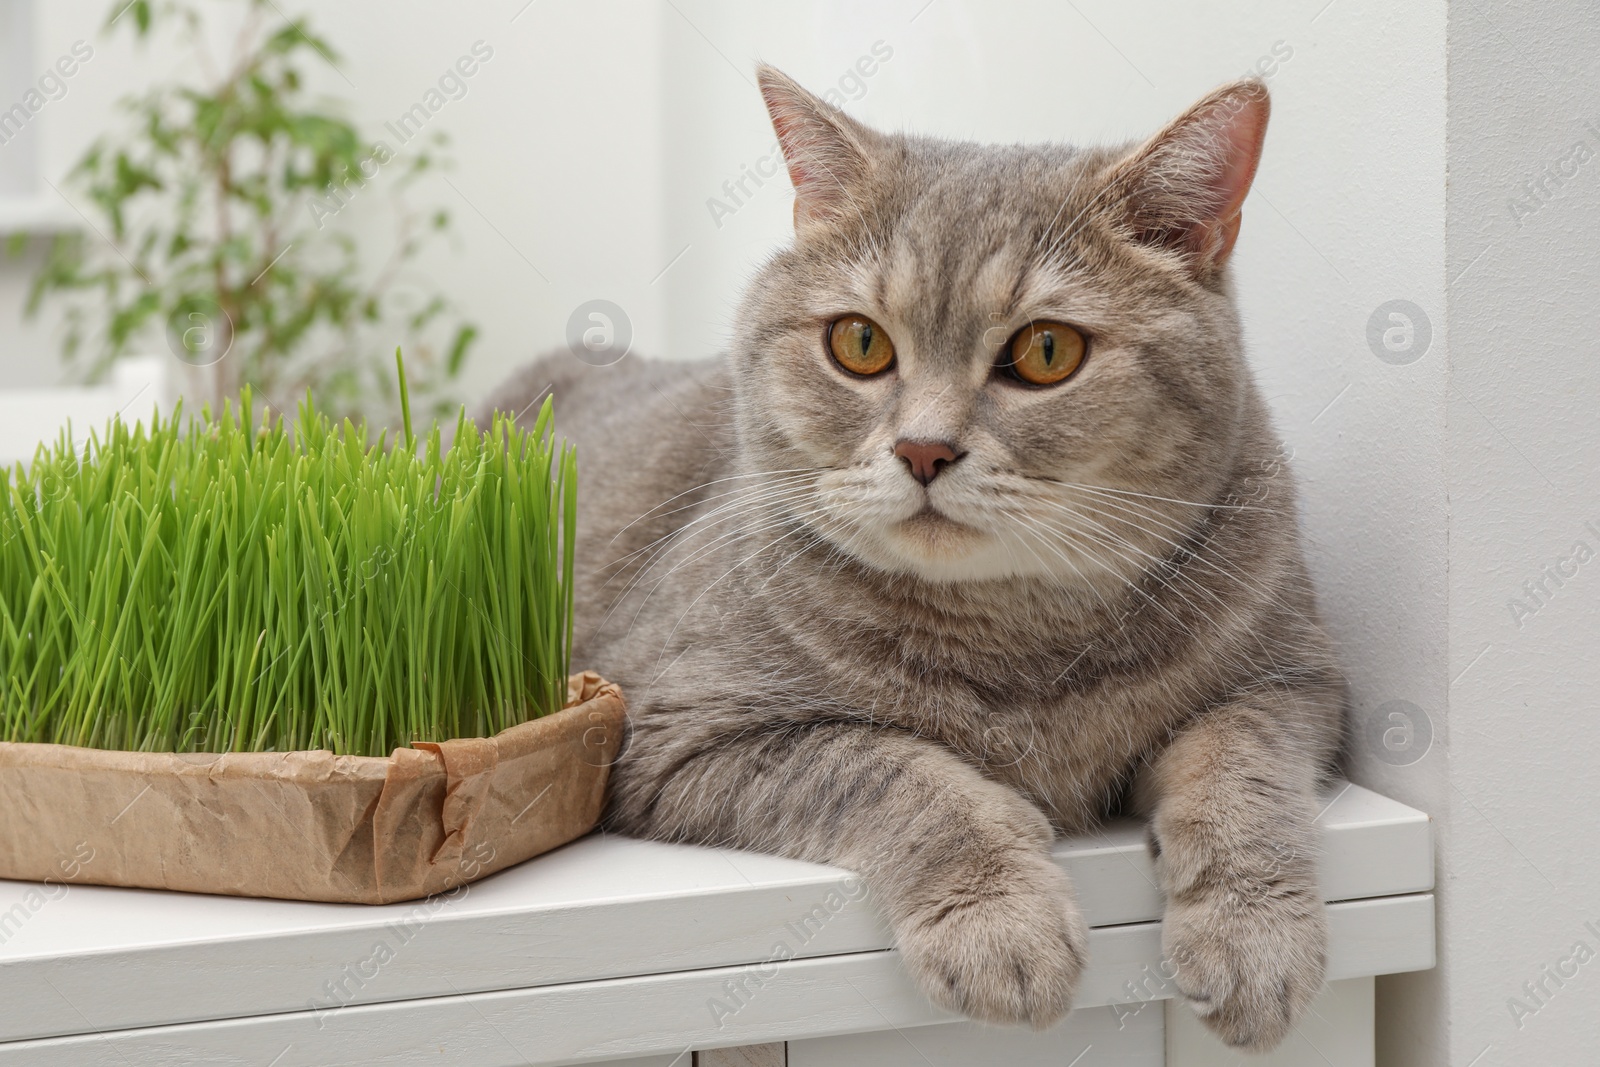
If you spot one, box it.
[0,196,80,235]
[0,902,1430,1067]
[0,356,166,467]
[0,780,1433,1063]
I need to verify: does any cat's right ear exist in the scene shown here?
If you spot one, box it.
[1099,79,1271,275]
[757,65,876,235]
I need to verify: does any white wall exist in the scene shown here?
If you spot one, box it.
[1439,3,1600,1065]
[309,0,672,406]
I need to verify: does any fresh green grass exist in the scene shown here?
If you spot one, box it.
[0,354,577,757]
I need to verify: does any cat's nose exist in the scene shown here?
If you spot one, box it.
[894,439,961,486]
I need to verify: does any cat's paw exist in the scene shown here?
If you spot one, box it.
[895,850,1087,1028]
[1162,883,1328,1051]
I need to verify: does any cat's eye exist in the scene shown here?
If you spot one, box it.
[827,314,896,377]
[1004,322,1087,386]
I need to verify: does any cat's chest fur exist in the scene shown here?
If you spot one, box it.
[712,547,1213,829]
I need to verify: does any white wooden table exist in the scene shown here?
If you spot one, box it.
[0,782,1432,1067]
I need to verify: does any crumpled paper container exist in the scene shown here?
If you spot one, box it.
[0,673,625,904]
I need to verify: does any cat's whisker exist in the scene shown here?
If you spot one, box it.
[1036,503,1244,618]
[591,490,833,644]
[1017,509,1209,640]
[632,501,820,595]
[607,493,824,616]
[1011,524,1127,628]
[986,516,1065,585]
[602,480,824,578]
[1055,483,1292,584]
[606,495,813,587]
[1040,477,1274,514]
[1029,480,1225,556]
[605,474,822,565]
[1034,177,1126,265]
[1032,504,1297,680]
[1039,494,1304,620]
[998,508,1140,624]
[652,499,867,670]
[999,501,1128,578]
[755,503,870,593]
[994,508,1100,584]
[619,486,861,612]
[608,483,819,563]
[1034,497,1219,582]
[608,467,825,544]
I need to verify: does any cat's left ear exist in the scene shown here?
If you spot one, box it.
[757,64,879,235]
[1101,80,1270,273]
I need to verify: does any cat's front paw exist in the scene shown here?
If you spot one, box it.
[895,850,1087,1028]
[1162,882,1328,1051]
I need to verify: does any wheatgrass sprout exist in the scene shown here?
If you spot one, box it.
[0,362,577,757]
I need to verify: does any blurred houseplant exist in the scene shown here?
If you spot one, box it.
[23,0,476,418]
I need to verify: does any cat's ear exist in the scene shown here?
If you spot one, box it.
[757,64,876,234]
[1101,80,1270,272]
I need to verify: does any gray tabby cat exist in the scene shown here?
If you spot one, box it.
[486,68,1343,1051]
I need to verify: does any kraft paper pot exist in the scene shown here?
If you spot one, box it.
[0,672,625,904]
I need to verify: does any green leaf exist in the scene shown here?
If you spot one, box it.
[446,325,476,377]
